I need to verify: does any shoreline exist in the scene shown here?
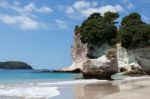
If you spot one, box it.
[1,76,150,99]
[54,76,150,99]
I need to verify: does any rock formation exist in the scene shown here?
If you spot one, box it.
[117,44,148,75]
[82,48,118,79]
[62,12,150,79]
[135,47,150,74]
[62,33,87,71]
[63,33,118,79]
[117,44,141,71]
[63,34,149,78]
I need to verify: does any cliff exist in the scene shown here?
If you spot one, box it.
[63,33,119,79]
[62,12,119,78]
[65,34,149,78]
[62,33,87,71]
[117,45,150,74]
[0,61,33,69]
[62,12,150,79]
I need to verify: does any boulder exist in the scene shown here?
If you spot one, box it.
[82,48,118,79]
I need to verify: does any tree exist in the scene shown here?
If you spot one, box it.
[76,12,119,45]
[103,11,119,24]
[121,12,143,26]
[119,12,150,49]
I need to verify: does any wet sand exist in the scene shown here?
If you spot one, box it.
[102,78,150,99]
[53,77,150,99]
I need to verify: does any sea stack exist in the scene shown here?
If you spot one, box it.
[63,12,150,79]
[63,12,119,79]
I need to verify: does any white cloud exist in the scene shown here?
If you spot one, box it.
[127,3,134,9]
[0,1,52,14]
[65,1,124,19]
[82,5,123,17]
[23,3,52,14]
[0,0,52,30]
[65,6,75,14]
[73,1,97,10]
[0,14,44,30]
[55,19,68,29]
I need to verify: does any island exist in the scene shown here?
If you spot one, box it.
[0,61,33,69]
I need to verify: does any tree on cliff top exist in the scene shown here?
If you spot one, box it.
[119,12,150,49]
[76,12,119,45]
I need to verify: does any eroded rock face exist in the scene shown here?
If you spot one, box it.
[82,48,118,79]
[117,44,140,71]
[63,32,149,78]
[63,33,118,79]
[135,47,150,74]
[63,33,111,72]
[71,33,88,70]
[62,34,87,71]
[117,44,150,75]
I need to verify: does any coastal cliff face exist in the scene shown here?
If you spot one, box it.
[70,33,87,70]
[117,44,150,74]
[66,33,149,77]
[134,47,150,74]
[117,44,140,71]
[62,33,87,71]
[70,33,113,70]
[63,12,150,78]
[65,33,118,78]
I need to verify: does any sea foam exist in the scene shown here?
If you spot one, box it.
[37,79,108,86]
[0,86,59,99]
[0,79,108,98]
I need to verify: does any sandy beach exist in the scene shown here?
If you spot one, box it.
[52,77,150,99]
[1,77,150,99]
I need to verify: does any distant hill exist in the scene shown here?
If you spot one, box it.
[0,61,33,69]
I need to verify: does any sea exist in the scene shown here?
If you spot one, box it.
[0,70,82,83]
[0,70,84,99]
[0,70,149,99]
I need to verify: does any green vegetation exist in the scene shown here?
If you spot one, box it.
[75,12,119,45]
[75,12,150,49]
[0,61,33,69]
[119,12,150,49]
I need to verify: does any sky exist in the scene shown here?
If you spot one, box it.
[0,0,150,69]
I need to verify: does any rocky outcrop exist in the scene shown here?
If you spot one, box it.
[62,33,87,71]
[82,48,118,79]
[62,32,119,78]
[135,47,150,74]
[117,44,141,72]
[62,33,149,79]
[117,44,149,75]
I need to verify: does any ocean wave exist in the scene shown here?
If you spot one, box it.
[0,86,59,99]
[37,79,108,86]
[0,79,108,98]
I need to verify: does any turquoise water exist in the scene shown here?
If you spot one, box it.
[0,70,82,83]
[0,70,83,98]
